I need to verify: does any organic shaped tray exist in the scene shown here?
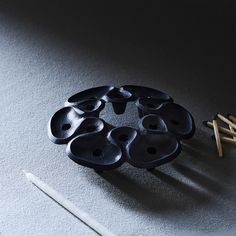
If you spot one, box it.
[48,85,195,171]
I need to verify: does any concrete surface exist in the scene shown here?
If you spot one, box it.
[0,1,235,235]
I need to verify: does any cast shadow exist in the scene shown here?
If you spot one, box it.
[95,167,211,213]
[84,128,234,215]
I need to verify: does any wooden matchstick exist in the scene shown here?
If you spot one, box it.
[203,121,236,138]
[228,114,236,141]
[212,135,236,145]
[212,120,223,157]
[228,114,236,124]
[221,136,236,145]
[23,170,115,236]
[229,124,236,141]
[217,113,236,130]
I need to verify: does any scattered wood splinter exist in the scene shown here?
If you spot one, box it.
[204,113,236,158]
[212,119,223,157]
[217,113,236,130]
[228,114,236,124]
[203,121,236,138]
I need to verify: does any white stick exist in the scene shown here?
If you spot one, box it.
[23,170,115,236]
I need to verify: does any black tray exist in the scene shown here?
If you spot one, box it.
[48,85,195,171]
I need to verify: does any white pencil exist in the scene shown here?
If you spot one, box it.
[23,170,115,236]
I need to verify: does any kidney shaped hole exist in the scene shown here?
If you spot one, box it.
[62,123,71,130]
[147,147,157,155]
[118,134,129,142]
[86,125,97,132]
[93,149,103,156]
[85,105,95,111]
[170,119,180,125]
[149,124,158,130]
[115,93,124,99]
[146,103,156,109]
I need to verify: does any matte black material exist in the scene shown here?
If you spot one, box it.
[48,85,195,171]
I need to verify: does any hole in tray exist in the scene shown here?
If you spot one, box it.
[147,147,157,155]
[62,123,71,130]
[86,105,95,111]
[146,103,156,109]
[149,124,158,130]
[170,119,180,125]
[115,93,124,99]
[118,134,129,142]
[93,149,103,156]
[86,125,97,132]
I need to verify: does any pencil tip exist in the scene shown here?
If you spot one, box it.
[22,169,29,178]
[202,120,208,126]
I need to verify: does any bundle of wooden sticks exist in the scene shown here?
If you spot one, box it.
[203,114,236,157]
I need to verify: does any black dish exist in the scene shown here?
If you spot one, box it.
[48,85,195,171]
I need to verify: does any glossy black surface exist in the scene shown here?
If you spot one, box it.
[48,85,195,170]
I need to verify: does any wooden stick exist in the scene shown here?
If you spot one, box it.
[229,124,236,141]
[217,113,236,129]
[228,114,236,124]
[212,135,236,145]
[220,136,236,145]
[203,121,236,137]
[212,120,223,157]
[23,170,115,236]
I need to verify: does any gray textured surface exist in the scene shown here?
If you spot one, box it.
[0,1,235,236]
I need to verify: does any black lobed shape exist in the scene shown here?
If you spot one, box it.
[65,86,114,107]
[49,111,108,144]
[121,85,173,102]
[73,98,105,117]
[127,132,181,169]
[136,97,169,118]
[108,126,138,160]
[48,106,82,144]
[125,114,181,168]
[156,103,195,139]
[138,114,168,135]
[48,85,195,171]
[67,130,123,171]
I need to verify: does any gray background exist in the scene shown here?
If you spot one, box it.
[0,1,235,235]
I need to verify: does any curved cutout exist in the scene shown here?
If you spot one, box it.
[74,99,105,117]
[78,117,106,135]
[66,133,123,170]
[157,103,195,139]
[121,85,173,102]
[136,97,168,117]
[65,86,114,107]
[48,107,83,144]
[108,127,137,162]
[138,115,168,135]
[127,133,181,169]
